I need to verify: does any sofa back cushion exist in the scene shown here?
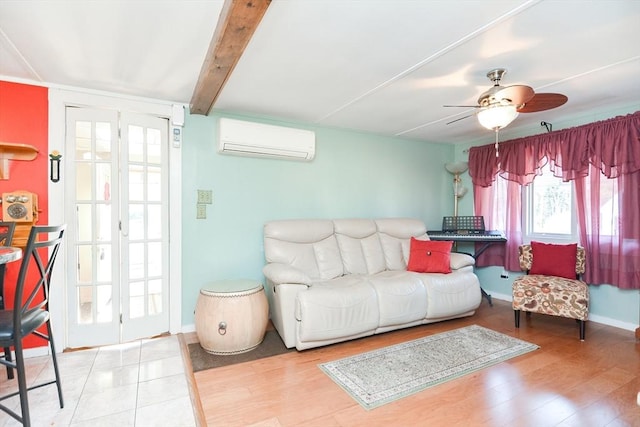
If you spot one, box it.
[333,219,386,275]
[264,220,343,280]
[375,218,427,270]
[264,218,429,279]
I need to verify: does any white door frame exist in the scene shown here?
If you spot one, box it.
[48,88,182,350]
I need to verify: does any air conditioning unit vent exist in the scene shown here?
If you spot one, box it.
[218,118,315,161]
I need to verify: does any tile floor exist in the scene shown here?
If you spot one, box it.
[0,335,196,426]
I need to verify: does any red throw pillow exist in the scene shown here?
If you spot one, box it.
[529,241,577,279]
[407,238,453,274]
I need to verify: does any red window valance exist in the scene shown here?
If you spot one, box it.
[469,111,640,187]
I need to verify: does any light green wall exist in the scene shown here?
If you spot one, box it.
[180,107,639,329]
[181,111,454,325]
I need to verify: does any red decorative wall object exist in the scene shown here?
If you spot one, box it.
[0,81,50,348]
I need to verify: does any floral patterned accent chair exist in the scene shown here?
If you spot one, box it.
[512,242,589,340]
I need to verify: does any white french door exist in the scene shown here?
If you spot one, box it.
[65,106,170,347]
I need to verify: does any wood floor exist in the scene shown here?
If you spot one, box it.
[185,299,640,427]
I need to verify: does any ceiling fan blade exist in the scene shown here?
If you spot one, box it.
[446,114,475,125]
[518,93,568,113]
[493,85,535,106]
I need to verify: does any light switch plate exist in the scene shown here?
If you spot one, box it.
[197,189,213,204]
[196,204,207,219]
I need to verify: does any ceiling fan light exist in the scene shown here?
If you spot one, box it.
[477,104,519,130]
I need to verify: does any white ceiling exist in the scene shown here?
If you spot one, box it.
[1,0,639,145]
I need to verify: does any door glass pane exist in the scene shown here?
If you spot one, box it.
[130,282,145,318]
[76,163,92,200]
[76,204,92,241]
[147,205,161,239]
[129,125,144,162]
[147,128,161,164]
[147,167,161,201]
[129,204,145,240]
[78,286,92,324]
[97,285,113,323]
[148,242,162,276]
[149,279,162,315]
[96,122,112,160]
[96,204,111,242]
[75,121,92,159]
[96,244,112,282]
[129,242,145,279]
[129,167,144,201]
[77,245,93,283]
[96,163,112,202]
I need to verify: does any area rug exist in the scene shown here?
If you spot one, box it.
[319,324,539,410]
[188,330,294,372]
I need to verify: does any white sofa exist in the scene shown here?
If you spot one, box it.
[262,218,481,350]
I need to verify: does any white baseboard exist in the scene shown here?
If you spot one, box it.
[489,292,638,332]
[182,323,196,334]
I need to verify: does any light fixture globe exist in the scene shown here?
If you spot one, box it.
[444,161,468,174]
[477,104,519,130]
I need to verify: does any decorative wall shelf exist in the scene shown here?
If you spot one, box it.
[0,142,39,179]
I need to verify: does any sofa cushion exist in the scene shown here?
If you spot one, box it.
[264,220,343,280]
[376,218,427,270]
[296,277,379,342]
[368,271,427,327]
[407,238,453,273]
[417,271,481,319]
[334,219,386,275]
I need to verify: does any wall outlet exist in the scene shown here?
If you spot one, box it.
[197,189,213,204]
[196,203,207,219]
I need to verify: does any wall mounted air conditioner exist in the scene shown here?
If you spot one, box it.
[218,118,316,161]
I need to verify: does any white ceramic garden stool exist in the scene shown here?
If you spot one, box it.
[195,279,269,355]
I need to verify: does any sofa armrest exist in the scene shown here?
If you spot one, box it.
[450,252,475,270]
[263,262,312,285]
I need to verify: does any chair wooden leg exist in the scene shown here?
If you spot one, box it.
[514,310,520,328]
[579,320,586,341]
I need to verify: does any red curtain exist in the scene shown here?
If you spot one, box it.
[468,111,640,289]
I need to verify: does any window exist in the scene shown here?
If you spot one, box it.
[523,163,576,242]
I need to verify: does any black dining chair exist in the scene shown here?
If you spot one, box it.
[0,221,16,380]
[0,224,65,426]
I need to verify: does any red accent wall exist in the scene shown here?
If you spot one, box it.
[0,81,50,348]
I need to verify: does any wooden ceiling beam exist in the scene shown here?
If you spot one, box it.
[190,0,271,115]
